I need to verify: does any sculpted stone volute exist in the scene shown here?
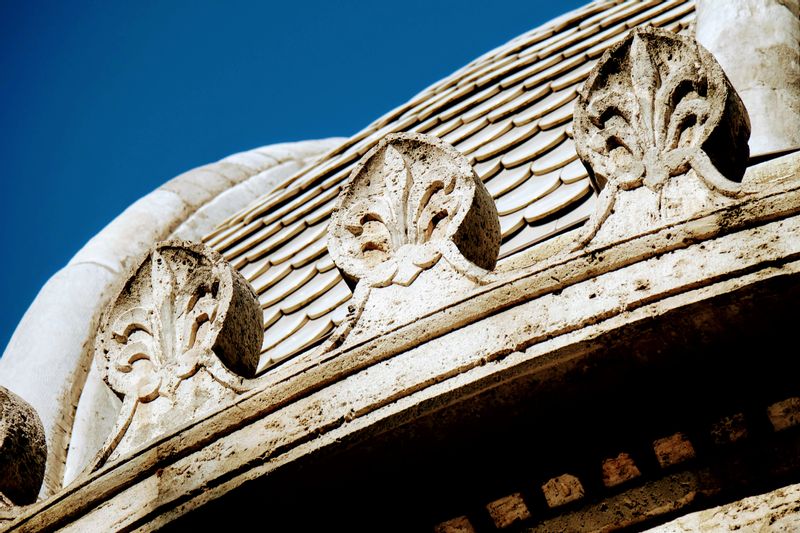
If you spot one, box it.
[92,241,262,466]
[329,133,500,288]
[573,27,751,245]
[325,133,500,350]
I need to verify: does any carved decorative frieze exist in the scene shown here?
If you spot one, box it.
[0,386,46,506]
[325,133,500,350]
[93,241,263,466]
[573,27,751,245]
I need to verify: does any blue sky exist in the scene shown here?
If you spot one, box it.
[0,0,585,351]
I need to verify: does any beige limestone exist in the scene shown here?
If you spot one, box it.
[0,387,45,506]
[542,474,585,508]
[485,493,531,528]
[0,139,338,495]
[324,133,501,352]
[602,452,642,488]
[434,516,476,533]
[646,482,800,532]
[653,433,696,468]
[574,26,750,248]
[92,241,262,466]
[5,151,800,530]
[767,397,800,431]
[696,0,800,157]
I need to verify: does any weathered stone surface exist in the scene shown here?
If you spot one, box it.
[0,387,46,505]
[653,433,696,468]
[574,26,750,247]
[485,493,531,528]
[324,133,501,351]
[767,397,800,432]
[602,452,641,488]
[93,241,262,465]
[434,515,476,533]
[6,146,800,532]
[646,482,800,532]
[329,132,500,288]
[0,138,337,495]
[542,473,585,508]
[696,0,800,157]
[710,413,748,445]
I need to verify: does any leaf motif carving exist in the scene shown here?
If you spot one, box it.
[334,137,477,287]
[575,27,746,194]
[572,27,750,247]
[99,242,262,404]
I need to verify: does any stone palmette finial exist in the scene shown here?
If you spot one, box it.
[325,133,501,350]
[573,26,751,245]
[329,132,501,288]
[0,386,46,507]
[93,241,263,466]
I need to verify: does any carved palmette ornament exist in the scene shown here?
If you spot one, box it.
[573,27,750,244]
[321,133,501,352]
[94,241,263,465]
[329,133,501,288]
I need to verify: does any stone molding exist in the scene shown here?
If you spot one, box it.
[91,241,263,468]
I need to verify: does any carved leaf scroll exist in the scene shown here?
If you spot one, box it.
[94,241,263,465]
[329,133,501,288]
[573,27,750,244]
[575,27,750,194]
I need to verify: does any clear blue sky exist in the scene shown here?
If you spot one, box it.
[0,0,585,352]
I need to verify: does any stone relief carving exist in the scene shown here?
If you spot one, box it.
[325,133,501,350]
[573,27,751,246]
[329,132,500,287]
[92,241,263,467]
[0,386,46,508]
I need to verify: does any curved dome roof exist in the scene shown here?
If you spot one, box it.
[206,0,694,373]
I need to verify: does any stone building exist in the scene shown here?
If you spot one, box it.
[1,0,800,530]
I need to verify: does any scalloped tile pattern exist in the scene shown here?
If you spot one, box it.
[204,0,695,373]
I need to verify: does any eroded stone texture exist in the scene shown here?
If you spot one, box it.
[767,397,800,431]
[434,516,476,533]
[574,27,751,246]
[602,452,642,488]
[696,0,800,157]
[325,133,501,350]
[329,132,500,288]
[646,482,800,532]
[93,241,262,466]
[485,493,531,529]
[653,433,696,468]
[542,473,585,508]
[0,387,46,505]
